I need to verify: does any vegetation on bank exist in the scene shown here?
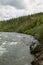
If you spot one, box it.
[0,13,43,44]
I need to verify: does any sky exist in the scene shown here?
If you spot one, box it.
[0,0,43,20]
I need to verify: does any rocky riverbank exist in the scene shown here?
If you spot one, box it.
[30,43,43,65]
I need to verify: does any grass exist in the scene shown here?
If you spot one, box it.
[0,13,43,44]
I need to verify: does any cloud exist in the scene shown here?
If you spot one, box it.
[0,5,29,20]
[0,0,43,20]
[0,0,29,9]
[0,0,43,9]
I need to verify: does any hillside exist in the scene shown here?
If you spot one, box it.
[0,13,43,44]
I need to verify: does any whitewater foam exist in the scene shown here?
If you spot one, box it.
[10,42,18,45]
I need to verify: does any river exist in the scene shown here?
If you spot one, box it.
[0,32,39,65]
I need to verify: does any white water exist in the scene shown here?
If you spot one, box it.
[0,32,39,65]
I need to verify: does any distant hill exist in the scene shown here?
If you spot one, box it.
[0,13,43,44]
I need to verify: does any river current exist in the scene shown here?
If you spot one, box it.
[0,32,39,65]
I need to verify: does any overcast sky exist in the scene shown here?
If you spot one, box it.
[0,0,43,20]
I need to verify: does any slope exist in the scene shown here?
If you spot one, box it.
[0,13,43,44]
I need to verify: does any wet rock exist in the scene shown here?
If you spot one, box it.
[31,59,40,65]
[40,61,43,65]
[30,43,41,54]
[38,52,43,60]
[34,53,41,58]
[30,43,43,65]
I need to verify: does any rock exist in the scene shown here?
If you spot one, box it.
[31,59,40,65]
[38,52,43,60]
[30,43,43,65]
[34,53,41,58]
[40,61,43,65]
[30,43,41,54]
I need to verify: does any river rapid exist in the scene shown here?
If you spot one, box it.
[0,32,39,65]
